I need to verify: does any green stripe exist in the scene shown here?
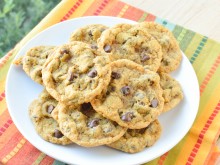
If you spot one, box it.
[52,160,66,165]
[138,13,148,22]
[180,30,196,52]
[32,153,46,165]
[172,25,183,40]
[190,36,208,64]
[172,26,196,52]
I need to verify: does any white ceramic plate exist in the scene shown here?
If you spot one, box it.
[6,16,200,165]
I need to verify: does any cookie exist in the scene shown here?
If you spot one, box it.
[69,24,108,49]
[13,56,23,65]
[159,72,183,112]
[138,22,182,73]
[97,23,162,72]
[22,46,56,84]
[29,90,72,145]
[57,102,127,147]
[107,119,161,153]
[42,41,111,105]
[91,59,164,129]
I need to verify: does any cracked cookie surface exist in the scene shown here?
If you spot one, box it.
[108,119,161,153]
[42,41,111,105]
[138,22,182,73]
[92,59,164,129]
[57,102,127,147]
[159,72,183,112]
[97,23,162,72]
[29,90,72,145]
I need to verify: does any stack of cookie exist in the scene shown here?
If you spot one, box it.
[14,22,183,153]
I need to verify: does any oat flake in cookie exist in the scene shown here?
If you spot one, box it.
[57,102,127,147]
[69,24,108,49]
[159,72,183,112]
[91,59,164,129]
[42,41,111,105]
[138,22,182,73]
[29,90,72,145]
[97,23,162,72]
[108,119,161,153]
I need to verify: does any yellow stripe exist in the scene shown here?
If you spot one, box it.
[117,4,129,17]
[69,0,94,19]
[2,139,26,164]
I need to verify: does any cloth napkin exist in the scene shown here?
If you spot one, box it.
[1,0,220,164]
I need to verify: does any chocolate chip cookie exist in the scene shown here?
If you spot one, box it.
[91,59,164,129]
[108,119,161,153]
[97,23,162,72]
[57,102,127,147]
[69,24,108,49]
[29,90,72,145]
[159,72,183,112]
[138,22,182,73]
[22,46,56,84]
[42,41,111,105]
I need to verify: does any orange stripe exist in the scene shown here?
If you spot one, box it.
[2,138,26,164]
[145,13,156,22]
[117,4,129,17]
[186,100,220,164]
[7,141,41,164]
[0,131,23,157]
[122,5,144,21]
[0,110,11,127]
[107,1,126,17]
[0,49,13,68]
[93,0,109,15]
[0,91,5,102]
[60,0,83,21]
[0,119,13,136]
[158,152,169,165]
[200,55,220,94]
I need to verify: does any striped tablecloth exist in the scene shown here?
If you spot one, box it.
[1,0,220,164]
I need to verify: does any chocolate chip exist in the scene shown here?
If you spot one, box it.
[104,45,112,53]
[68,73,78,81]
[47,105,54,114]
[60,48,69,55]
[121,86,131,96]
[139,128,146,134]
[88,30,93,37]
[109,86,115,92]
[151,98,158,108]
[88,69,97,78]
[121,112,133,122]
[91,45,98,49]
[111,71,121,79]
[81,103,92,111]
[81,103,93,116]
[140,53,150,62]
[88,118,99,128]
[54,129,63,138]
[140,102,145,106]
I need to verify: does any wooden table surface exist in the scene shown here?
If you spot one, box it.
[121,0,220,42]
[121,0,220,163]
